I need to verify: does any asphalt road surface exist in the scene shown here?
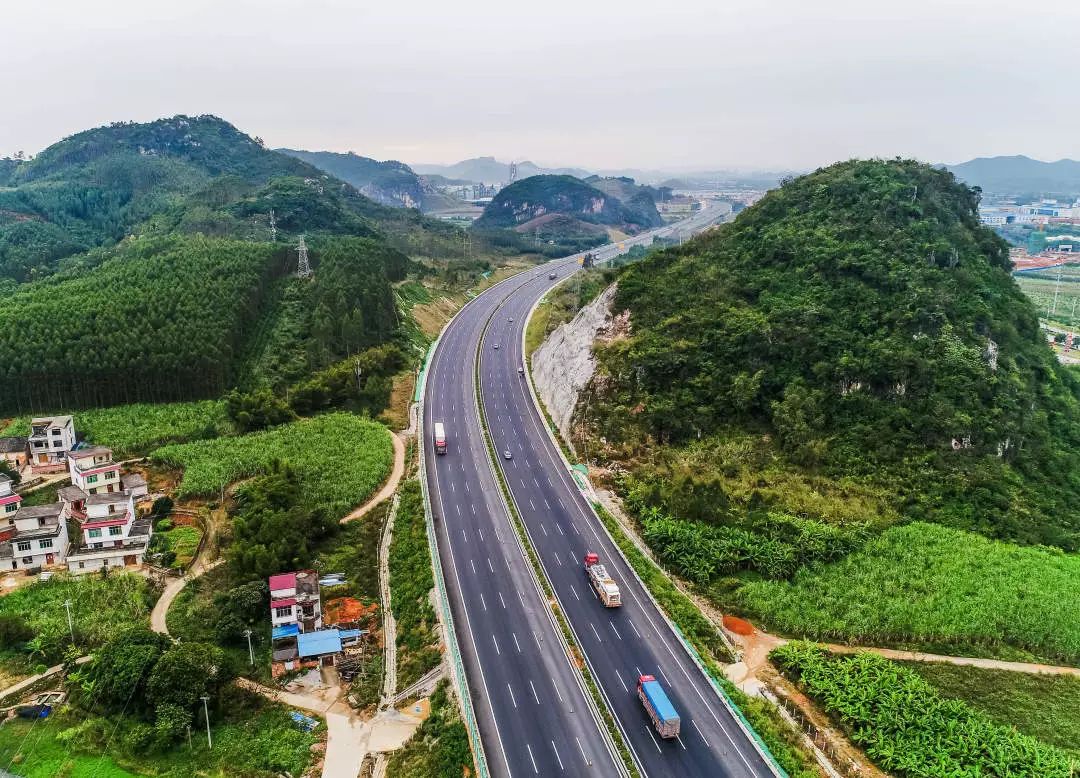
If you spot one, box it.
[424,204,776,777]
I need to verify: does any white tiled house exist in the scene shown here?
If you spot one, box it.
[66,492,151,574]
[28,416,76,473]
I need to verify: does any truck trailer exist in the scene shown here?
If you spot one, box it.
[583,552,621,607]
[638,675,680,739]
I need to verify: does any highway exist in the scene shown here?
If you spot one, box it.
[424,203,777,777]
[423,270,621,777]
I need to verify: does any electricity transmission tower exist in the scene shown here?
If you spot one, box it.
[508,161,518,184]
[296,235,312,279]
[269,209,277,242]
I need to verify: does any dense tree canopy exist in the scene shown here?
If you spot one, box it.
[596,159,1080,548]
[228,465,338,582]
[0,235,280,412]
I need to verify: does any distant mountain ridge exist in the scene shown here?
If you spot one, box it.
[276,149,463,212]
[946,155,1080,196]
[411,156,592,184]
[0,114,452,281]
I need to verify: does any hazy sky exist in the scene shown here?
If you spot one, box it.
[3,0,1073,171]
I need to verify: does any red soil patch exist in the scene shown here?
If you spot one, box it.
[324,597,377,626]
[723,615,756,636]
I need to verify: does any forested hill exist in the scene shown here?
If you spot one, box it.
[595,159,1080,549]
[277,149,459,212]
[474,174,662,233]
[0,115,448,281]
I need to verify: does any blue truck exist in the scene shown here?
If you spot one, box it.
[637,674,680,739]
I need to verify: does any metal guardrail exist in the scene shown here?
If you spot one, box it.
[415,333,491,778]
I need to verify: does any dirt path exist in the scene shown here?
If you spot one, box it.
[341,430,405,524]
[235,677,423,778]
[378,493,400,707]
[150,512,225,636]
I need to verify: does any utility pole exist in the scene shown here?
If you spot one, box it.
[1052,266,1063,317]
[63,599,74,644]
[200,696,212,749]
[296,236,312,279]
[242,629,254,666]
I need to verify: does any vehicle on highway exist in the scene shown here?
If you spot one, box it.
[638,674,680,739]
[503,449,513,460]
[434,422,447,455]
[583,552,621,607]
[508,316,513,322]
[518,367,525,376]
[548,271,557,280]
[493,343,499,349]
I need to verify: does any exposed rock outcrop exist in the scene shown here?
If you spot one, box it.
[531,283,622,442]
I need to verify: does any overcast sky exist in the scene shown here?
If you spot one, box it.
[3,0,1072,171]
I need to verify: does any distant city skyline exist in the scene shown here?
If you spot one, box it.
[5,0,1079,171]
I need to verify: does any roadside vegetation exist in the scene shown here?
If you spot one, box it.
[772,642,1077,777]
[738,522,1080,664]
[905,663,1080,759]
[1,400,229,456]
[384,680,471,777]
[388,480,440,690]
[151,412,393,520]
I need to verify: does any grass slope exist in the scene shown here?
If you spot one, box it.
[0,574,153,674]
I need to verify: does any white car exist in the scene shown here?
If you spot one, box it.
[503,449,513,460]
[493,343,499,350]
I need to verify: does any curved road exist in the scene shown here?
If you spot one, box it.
[425,204,777,777]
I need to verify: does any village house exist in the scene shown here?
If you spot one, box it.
[0,437,28,471]
[0,474,21,532]
[67,446,122,495]
[27,416,76,473]
[268,569,365,674]
[269,569,323,634]
[65,492,151,574]
[0,488,71,572]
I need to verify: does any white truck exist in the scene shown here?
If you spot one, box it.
[433,422,447,455]
[583,552,621,607]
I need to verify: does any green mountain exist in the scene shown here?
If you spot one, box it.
[474,174,661,240]
[946,155,1080,196]
[0,115,468,414]
[583,175,664,229]
[593,159,1080,550]
[0,115,428,281]
[276,149,462,212]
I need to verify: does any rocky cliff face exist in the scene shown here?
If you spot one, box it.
[531,283,623,444]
